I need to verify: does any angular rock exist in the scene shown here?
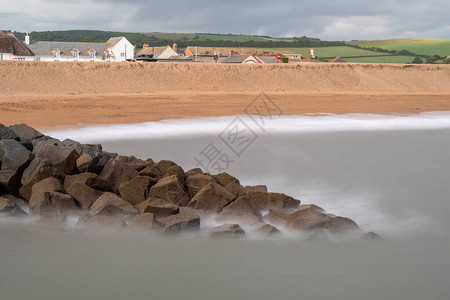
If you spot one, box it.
[2,124,44,142]
[1,194,29,214]
[141,197,179,217]
[187,182,235,213]
[209,224,245,238]
[164,165,185,182]
[66,182,103,209]
[30,190,79,216]
[64,172,109,191]
[0,195,16,213]
[7,207,28,217]
[148,175,190,207]
[139,165,162,179]
[257,223,281,235]
[185,168,203,178]
[216,195,262,224]
[214,172,240,187]
[185,173,216,198]
[153,160,177,174]
[28,177,64,214]
[127,213,154,231]
[154,213,200,233]
[246,191,300,211]
[245,185,268,192]
[115,155,151,171]
[90,192,138,217]
[99,159,138,193]
[323,216,361,233]
[0,169,23,195]
[0,139,34,171]
[119,176,157,206]
[77,212,125,228]
[265,208,292,227]
[35,144,80,175]
[286,207,331,231]
[82,152,111,174]
[225,182,247,199]
[76,154,93,173]
[0,123,7,140]
[298,204,326,213]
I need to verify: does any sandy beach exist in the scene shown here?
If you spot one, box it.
[1,61,449,129]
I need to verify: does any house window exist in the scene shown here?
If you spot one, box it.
[0,54,3,60]
[53,51,60,58]
[89,52,96,59]
[18,57,25,61]
[73,51,79,58]
[34,57,41,61]
[121,52,125,57]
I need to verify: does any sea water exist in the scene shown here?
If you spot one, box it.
[1,113,450,299]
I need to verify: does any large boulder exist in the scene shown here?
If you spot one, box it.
[99,159,138,193]
[1,194,29,214]
[298,204,326,213]
[64,172,109,191]
[225,182,247,199]
[1,124,44,142]
[119,176,157,206]
[66,182,103,209]
[76,154,93,173]
[286,207,332,231]
[187,182,235,213]
[90,192,138,217]
[185,173,216,197]
[0,123,8,140]
[77,212,125,228]
[214,172,239,187]
[20,158,65,200]
[265,208,292,227]
[216,195,262,224]
[139,165,162,179]
[0,195,16,213]
[185,168,203,178]
[77,152,111,174]
[0,139,34,171]
[153,160,177,174]
[209,224,245,238]
[164,165,185,182]
[154,213,200,233]
[30,191,79,216]
[0,140,33,194]
[127,213,154,231]
[323,216,361,233]
[245,185,268,192]
[257,223,281,235]
[246,191,300,211]
[141,197,179,217]
[34,144,80,175]
[115,155,151,171]
[148,175,190,207]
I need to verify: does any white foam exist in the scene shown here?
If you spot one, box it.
[46,112,450,143]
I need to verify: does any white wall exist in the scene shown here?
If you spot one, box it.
[111,38,135,61]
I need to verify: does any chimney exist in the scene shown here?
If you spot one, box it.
[173,43,177,50]
[143,43,149,48]
[24,32,30,45]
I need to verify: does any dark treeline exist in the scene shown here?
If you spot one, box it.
[14,30,345,48]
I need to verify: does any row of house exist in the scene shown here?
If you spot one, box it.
[0,30,134,62]
[1,30,338,64]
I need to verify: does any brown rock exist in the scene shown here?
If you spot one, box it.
[3,124,44,142]
[0,169,22,195]
[127,213,154,231]
[187,182,235,213]
[0,195,16,213]
[265,208,293,228]
[119,176,157,206]
[154,213,200,233]
[66,182,103,209]
[185,168,203,178]
[77,212,125,228]
[324,216,361,233]
[148,175,190,207]
[139,165,162,179]
[298,204,326,213]
[164,165,185,182]
[29,177,64,215]
[225,182,247,199]
[216,195,262,224]
[7,207,28,217]
[35,144,80,175]
[64,172,109,191]
[20,158,65,200]
[1,194,29,214]
[257,223,281,235]
[245,185,267,192]
[0,139,34,172]
[141,197,179,217]
[214,172,239,187]
[115,155,151,171]
[185,173,216,197]
[153,160,177,174]
[286,207,331,231]
[209,224,245,238]
[99,159,139,193]
[90,192,138,217]
[76,154,93,173]
[246,191,300,210]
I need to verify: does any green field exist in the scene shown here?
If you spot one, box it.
[344,55,416,64]
[347,39,450,57]
[276,46,391,58]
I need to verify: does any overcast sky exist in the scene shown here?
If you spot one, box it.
[1,0,449,40]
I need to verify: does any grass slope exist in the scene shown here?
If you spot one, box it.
[347,39,450,57]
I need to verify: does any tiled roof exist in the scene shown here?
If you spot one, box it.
[28,41,109,56]
[0,30,34,56]
[222,55,250,63]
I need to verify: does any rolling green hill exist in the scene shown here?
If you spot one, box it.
[347,39,450,57]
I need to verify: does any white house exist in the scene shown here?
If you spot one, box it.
[137,45,178,59]
[27,36,134,62]
[0,30,35,61]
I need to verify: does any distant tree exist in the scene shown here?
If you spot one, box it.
[412,57,423,64]
[445,56,450,64]
[399,49,414,56]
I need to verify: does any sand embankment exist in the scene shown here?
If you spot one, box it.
[1,61,449,129]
